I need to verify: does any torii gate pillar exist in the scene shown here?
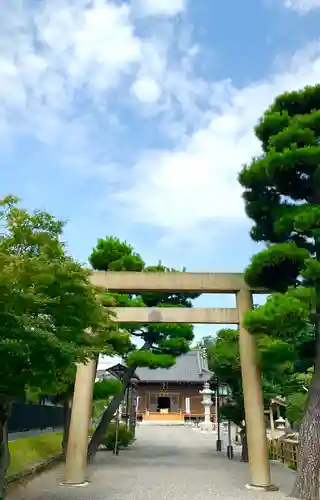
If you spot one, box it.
[237,289,274,491]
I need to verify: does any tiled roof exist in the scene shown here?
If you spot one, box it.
[95,369,116,381]
[96,365,140,382]
[136,350,213,383]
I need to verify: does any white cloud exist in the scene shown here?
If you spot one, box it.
[133,0,186,17]
[131,77,161,103]
[284,0,320,11]
[2,1,320,243]
[98,354,121,370]
[0,0,198,146]
[0,0,145,141]
[115,43,320,230]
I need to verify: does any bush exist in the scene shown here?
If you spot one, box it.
[288,461,297,471]
[100,423,133,450]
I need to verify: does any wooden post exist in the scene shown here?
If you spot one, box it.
[269,405,275,438]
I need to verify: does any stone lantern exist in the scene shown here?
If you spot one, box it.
[199,382,213,430]
[275,416,286,430]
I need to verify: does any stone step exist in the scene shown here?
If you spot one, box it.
[139,420,186,426]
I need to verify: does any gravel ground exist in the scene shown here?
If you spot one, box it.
[8,424,295,500]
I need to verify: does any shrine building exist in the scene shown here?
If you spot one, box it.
[135,349,219,422]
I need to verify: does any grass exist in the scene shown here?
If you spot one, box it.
[7,432,63,478]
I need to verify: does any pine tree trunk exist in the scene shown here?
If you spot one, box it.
[0,402,11,499]
[87,365,136,459]
[240,429,248,462]
[291,235,320,500]
[291,406,320,500]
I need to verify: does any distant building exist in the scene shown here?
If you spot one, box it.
[95,369,114,382]
[135,349,225,422]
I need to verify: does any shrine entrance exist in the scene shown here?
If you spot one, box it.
[65,270,273,492]
[157,396,171,412]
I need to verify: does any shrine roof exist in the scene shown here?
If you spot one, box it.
[96,364,139,382]
[136,349,213,383]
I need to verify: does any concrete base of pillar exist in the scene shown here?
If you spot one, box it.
[216,439,222,451]
[227,445,233,460]
[60,481,90,488]
[245,484,279,492]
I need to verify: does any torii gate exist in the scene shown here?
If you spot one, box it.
[63,271,274,491]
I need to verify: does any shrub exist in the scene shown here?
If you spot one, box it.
[288,461,297,471]
[100,422,133,450]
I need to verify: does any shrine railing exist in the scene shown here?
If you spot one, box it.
[268,438,298,469]
[137,411,216,422]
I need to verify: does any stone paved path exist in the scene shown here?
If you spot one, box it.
[8,425,295,500]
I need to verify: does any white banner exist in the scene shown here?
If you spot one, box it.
[185,397,190,414]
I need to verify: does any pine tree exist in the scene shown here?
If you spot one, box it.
[239,84,320,500]
[87,237,198,457]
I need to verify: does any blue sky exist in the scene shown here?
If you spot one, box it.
[1,0,320,349]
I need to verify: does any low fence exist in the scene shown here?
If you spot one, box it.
[137,411,216,422]
[8,403,64,433]
[269,438,298,469]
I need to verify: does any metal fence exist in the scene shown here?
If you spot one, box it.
[8,402,64,433]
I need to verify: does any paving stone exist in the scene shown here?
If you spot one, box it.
[8,424,295,500]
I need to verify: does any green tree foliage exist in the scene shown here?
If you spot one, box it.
[238,84,320,500]
[200,325,301,401]
[197,330,248,460]
[286,393,307,429]
[87,237,197,457]
[93,378,122,402]
[92,378,123,427]
[26,365,84,457]
[0,197,121,496]
[89,236,144,272]
[244,288,315,383]
[286,368,313,428]
[202,313,312,460]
